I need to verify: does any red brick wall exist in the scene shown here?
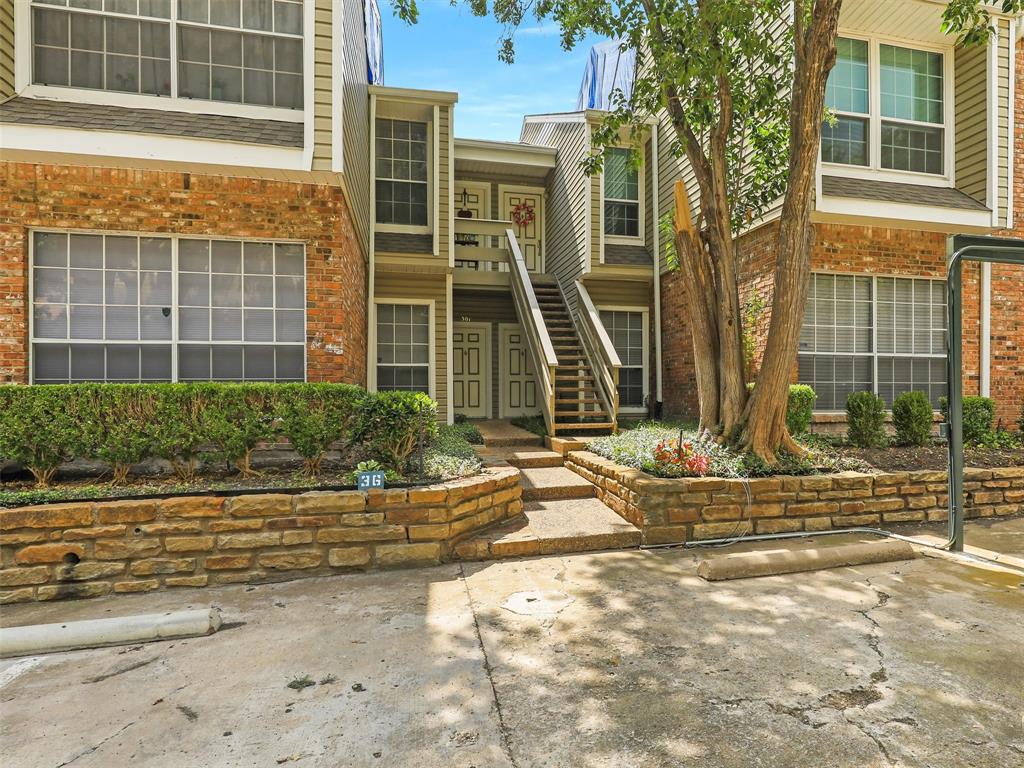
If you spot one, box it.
[0,162,366,385]
[659,268,698,418]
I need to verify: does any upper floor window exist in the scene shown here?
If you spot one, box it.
[30,0,303,109]
[823,36,945,176]
[604,148,640,238]
[375,118,428,227]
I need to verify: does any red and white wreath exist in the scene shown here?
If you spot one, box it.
[511,201,536,229]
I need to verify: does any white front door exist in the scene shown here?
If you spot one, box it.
[453,323,489,419]
[499,324,540,418]
[499,186,544,273]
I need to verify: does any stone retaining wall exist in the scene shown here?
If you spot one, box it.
[566,451,1024,545]
[0,467,521,603]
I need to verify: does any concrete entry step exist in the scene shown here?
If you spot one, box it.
[474,447,564,469]
[451,498,642,561]
[474,419,544,448]
[520,466,596,501]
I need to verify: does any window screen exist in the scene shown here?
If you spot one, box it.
[376,303,430,393]
[822,37,869,166]
[375,119,429,226]
[600,310,645,408]
[604,148,640,238]
[31,232,305,383]
[798,273,946,410]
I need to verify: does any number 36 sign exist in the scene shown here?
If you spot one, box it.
[357,471,386,490]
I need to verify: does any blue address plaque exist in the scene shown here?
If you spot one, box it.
[357,471,386,491]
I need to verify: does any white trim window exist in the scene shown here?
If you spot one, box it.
[29,0,303,109]
[30,231,306,383]
[798,273,947,410]
[599,308,647,409]
[603,148,641,239]
[375,302,431,393]
[375,118,429,227]
[823,35,948,177]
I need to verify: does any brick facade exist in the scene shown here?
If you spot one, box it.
[0,162,367,385]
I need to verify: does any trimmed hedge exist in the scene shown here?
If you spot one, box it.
[846,391,887,448]
[0,383,431,486]
[891,391,933,447]
[786,385,817,436]
[940,395,996,445]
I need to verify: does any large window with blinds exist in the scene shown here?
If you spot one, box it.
[599,309,646,409]
[798,273,947,410]
[375,302,431,394]
[30,231,306,383]
[30,0,303,108]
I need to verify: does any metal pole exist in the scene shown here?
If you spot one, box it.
[946,247,965,552]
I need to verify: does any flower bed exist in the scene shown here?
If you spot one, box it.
[566,450,1024,545]
[0,466,521,604]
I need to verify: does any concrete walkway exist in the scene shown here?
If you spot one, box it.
[2,519,1023,768]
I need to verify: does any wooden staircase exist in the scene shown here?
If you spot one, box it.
[531,281,615,434]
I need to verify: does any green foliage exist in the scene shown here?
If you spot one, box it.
[742,291,767,378]
[0,385,92,486]
[846,391,887,448]
[940,396,996,445]
[351,391,437,473]
[425,425,483,480]
[510,415,547,437]
[942,1,1024,46]
[450,419,483,445]
[202,384,279,476]
[891,391,933,447]
[277,383,362,476]
[88,385,159,484]
[150,383,216,482]
[786,385,816,436]
[347,460,402,486]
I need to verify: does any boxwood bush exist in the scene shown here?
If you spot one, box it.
[0,383,437,487]
[891,391,933,446]
[846,391,887,448]
[786,385,817,436]
[940,395,996,445]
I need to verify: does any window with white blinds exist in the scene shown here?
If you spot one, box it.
[798,273,946,410]
[30,231,306,383]
[599,309,646,409]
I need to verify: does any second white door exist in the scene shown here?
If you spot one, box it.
[499,324,539,418]
[453,322,489,419]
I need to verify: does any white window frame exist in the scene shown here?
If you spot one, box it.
[371,298,435,399]
[598,304,649,414]
[27,228,307,384]
[797,270,947,413]
[15,0,308,123]
[821,31,955,188]
[602,146,646,245]
[373,116,433,235]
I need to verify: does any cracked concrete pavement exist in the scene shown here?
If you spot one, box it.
[1,518,1023,767]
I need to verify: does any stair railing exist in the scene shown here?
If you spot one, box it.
[506,228,558,435]
[574,280,621,430]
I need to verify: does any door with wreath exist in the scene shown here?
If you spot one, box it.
[499,186,544,273]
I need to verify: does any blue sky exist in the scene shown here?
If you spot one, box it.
[378,1,603,141]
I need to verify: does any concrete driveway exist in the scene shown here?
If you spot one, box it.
[2,519,1022,768]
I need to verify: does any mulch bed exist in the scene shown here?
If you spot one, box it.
[838,445,1024,473]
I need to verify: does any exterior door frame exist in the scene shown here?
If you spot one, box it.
[498,184,545,274]
[452,321,491,419]
[498,322,541,418]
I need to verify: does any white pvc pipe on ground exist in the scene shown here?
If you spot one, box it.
[696,541,916,581]
[0,607,222,659]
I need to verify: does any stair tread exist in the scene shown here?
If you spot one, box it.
[554,422,615,430]
[519,466,596,501]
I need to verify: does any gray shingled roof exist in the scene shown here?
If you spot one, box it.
[0,97,304,148]
[821,175,989,212]
[605,243,652,266]
[375,232,434,254]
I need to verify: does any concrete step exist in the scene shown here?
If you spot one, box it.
[473,447,564,469]
[475,419,544,448]
[520,466,596,501]
[451,498,641,561]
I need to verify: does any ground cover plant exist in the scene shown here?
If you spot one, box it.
[0,383,481,506]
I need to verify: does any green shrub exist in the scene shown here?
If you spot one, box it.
[786,385,816,436]
[425,424,482,480]
[891,391,933,447]
[0,385,94,486]
[846,391,887,448]
[92,385,161,484]
[451,420,483,445]
[204,384,280,476]
[351,391,438,473]
[277,383,362,476]
[940,395,996,445]
[510,415,547,437]
[151,383,216,482]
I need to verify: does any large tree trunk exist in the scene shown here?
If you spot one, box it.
[739,0,843,460]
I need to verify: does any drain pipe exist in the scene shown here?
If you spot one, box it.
[651,122,664,419]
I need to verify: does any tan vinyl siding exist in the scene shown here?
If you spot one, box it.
[438,105,451,261]
[995,17,1010,222]
[341,0,370,257]
[524,119,589,314]
[311,0,332,171]
[374,271,449,422]
[583,278,651,308]
[956,41,989,204]
[0,0,13,100]
[589,162,602,269]
[452,290,518,418]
